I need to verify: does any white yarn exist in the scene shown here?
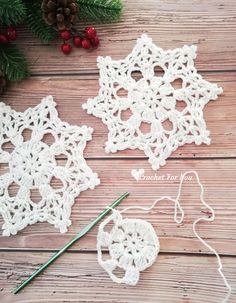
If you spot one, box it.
[97,209,160,285]
[83,34,223,170]
[97,171,231,302]
[0,96,100,236]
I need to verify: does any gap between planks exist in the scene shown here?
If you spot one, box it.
[0,251,235,303]
[2,72,236,158]
[1,158,236,255]
[28,69,236,77]
[0,249,236,258]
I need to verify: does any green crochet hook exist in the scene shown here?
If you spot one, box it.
[13,192,129,294]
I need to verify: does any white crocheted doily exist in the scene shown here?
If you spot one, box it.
[83,34,223,170]
[0,96,100,236]
[97,209,159,285]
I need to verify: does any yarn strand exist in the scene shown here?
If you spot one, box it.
[120,170,231,302]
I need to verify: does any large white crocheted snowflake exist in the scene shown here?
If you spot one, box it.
[83,34,223,170]
[0,96,100,236]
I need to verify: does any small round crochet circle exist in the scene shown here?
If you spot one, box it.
[97,211,160,285]
[9,141,56,188]
[109,219,159,271]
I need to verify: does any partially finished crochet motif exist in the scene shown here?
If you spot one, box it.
[97,210,160,285]
[83,34,223,170]
[97,171,231,302]
[0,96,100,236]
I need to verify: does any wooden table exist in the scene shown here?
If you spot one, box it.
[0,1,236,302]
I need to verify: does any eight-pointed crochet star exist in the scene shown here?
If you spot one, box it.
[83,34,223,170]
[0,96,100,236]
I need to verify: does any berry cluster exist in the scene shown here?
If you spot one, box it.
[0,27,17,44]
[60,26,99,55]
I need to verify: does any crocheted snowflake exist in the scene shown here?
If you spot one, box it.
[83,34,223,170]
[0,96,100,236]
[97,209,159,285]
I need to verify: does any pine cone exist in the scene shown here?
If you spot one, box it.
[42,0,79,31]
[0,71,7,95]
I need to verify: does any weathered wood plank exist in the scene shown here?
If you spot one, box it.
[0,0,235,301]
[0,251,235,303]
[15,0,236,74]
[0,159,235,255]
[1,72,236,158]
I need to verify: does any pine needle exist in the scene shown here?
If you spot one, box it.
[0,0,26,25]
[0,44,29,81]
[77,0,123,23]
[25,1,55,43]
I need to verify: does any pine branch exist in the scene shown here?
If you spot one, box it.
[24,1,55,43]
[77,0,123,23]
[0,0,26,25]
[0,44,29,81]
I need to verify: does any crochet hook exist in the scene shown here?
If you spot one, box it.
[13,191,129,294]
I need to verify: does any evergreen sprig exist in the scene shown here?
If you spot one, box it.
[0,0,124,89]
[24,1,55,43]
[0,0,26,25]
[0,44,29,81]
[77,0,123,23]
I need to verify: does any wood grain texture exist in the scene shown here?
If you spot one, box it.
[0,252,235,303]
[15,0,236,74]
[1,159,235,255]
[1,72,236,158]
[0,0,236,301]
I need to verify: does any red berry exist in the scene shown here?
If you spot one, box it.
[85,27,97,39]
[90,36,99,47]
[0,34,8,44]
[61,43,72,55]
[73,36,82,47]
[6,27,17,40]
[81,38,91,49]
[60,30,71,40]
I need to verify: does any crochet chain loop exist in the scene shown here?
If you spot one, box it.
[120,170,231,302]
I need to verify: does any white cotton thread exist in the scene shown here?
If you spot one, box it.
[0,96,100,236]
[83,34,223,170]
[97,208,160,286]
[97,171,231,302]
